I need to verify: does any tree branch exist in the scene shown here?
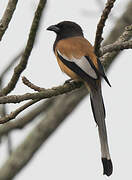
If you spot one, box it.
[0,24,132,122]
[0,6,132,123]
[0,88,87,180]
[101,24,132,70]
[101,38,132,55]
[1,24,132,105]
[94,0,116,56]
[22,76,45,92]
[0,1,132,179]
[0,98,54,137]
[0,99,41,124]
[103,1,132,45]
[0,0,47,97]
[0,0,19,41]
[0,81,13,155]
[0,81,83,105]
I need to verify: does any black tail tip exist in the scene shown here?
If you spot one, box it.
[102,158,113,176]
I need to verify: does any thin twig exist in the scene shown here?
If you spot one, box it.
[96,0,117,21]
[0,20,131,124]
[0,81,83,124]
[0,99,41,124]
[0,0,47,97]
[0,2,132,178]
[0,98,54,133]
[0,20,132,124]
[22,76,45,92]
[94,0,116,56]
[0,0,19,40]
[0,81,83,105]
[0,25,132,105]
[0,88,87,180]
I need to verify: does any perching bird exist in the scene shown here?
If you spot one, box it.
[47,21,113,176]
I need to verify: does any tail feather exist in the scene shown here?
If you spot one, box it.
[90,86,113,176]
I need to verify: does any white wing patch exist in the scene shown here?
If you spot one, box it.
[57,50,98,79]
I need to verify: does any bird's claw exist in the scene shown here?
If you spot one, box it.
[64,78,73,85]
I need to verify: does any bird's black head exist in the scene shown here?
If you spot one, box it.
[47,21,84,40]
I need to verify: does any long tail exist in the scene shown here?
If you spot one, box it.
[89,85,113,176]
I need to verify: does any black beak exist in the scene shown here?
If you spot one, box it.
[47,25,60,33]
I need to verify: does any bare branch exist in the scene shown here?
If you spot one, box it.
[0,98,54,136]
[0,23,132,123]
[116,24,132,43]
[94,0,116,56]
[22,76,45,92]
[0,2,132,178]
[1,22,132,105]
[101,24,132,70]
[0,88,87,180]
[0,99,41,124]
[0,81,13,155]
[103,2,132,45]
[0,5,132,123]
[0,0,47,97]
[100,25,132,55]
[101,39,132,55]
[96,0,117,21]
[0,81,83,105]
[0,0,19,41]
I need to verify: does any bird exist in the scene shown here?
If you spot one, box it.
[47,21,113,176]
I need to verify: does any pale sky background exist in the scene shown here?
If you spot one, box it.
[0,0,132,179]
